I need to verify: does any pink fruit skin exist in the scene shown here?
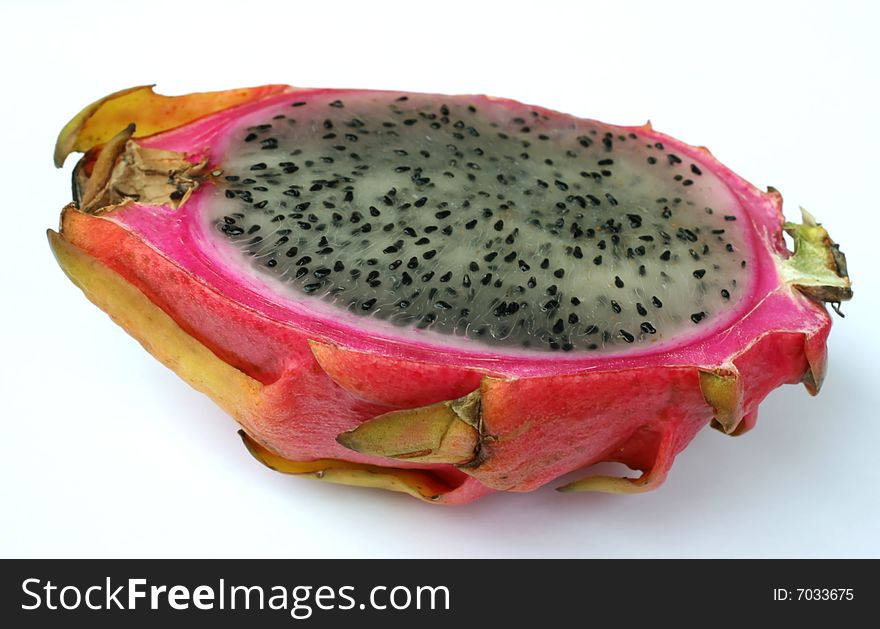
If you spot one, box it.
[55,88,833,503]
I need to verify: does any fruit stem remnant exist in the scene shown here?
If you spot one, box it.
[779,207,852,313]
[76,127,206,214]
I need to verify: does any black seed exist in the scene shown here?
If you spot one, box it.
[721,289,731,300]
[637,303,648,316]
[691,312,707,323]
[640,322,657,334]
[652,296,663,308]
[614,276,624,289]
[693,269,706,279]
[611,300,622,313]
[626,214,643,228]
[619,330,635,343]
[680,228,698,242]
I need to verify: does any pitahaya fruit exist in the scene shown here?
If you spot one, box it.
[49,85,852,504]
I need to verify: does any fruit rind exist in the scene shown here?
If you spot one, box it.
[336,391,481,465]
[241,431,457,502]
[699,370,743,434]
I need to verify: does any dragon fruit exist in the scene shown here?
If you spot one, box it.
[49,85,851,504]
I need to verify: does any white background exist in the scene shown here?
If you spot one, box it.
[1,0,877,558]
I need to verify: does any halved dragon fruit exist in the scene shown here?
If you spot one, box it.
[50,85,851,504]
